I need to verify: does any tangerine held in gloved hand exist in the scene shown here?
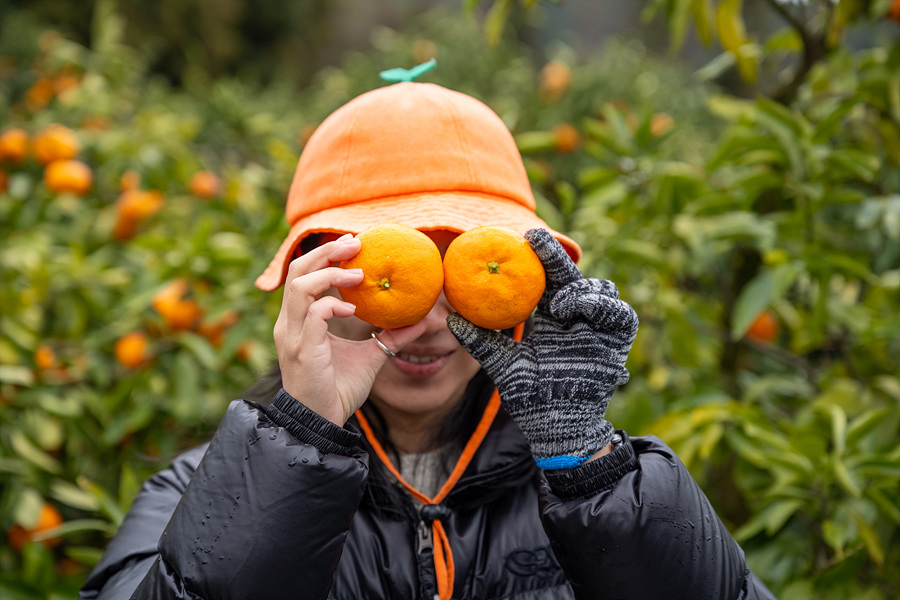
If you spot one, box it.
[446,228,639,470]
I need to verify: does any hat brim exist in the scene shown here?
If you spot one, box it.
[255,191,582,291]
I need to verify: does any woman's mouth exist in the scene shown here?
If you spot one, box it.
[391,351,451,379]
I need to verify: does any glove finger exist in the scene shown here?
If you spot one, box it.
[550,279,639,337]
[446,313,518,379]
[524,229,582,312]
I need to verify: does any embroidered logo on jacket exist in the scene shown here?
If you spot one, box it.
[504,547,558,579]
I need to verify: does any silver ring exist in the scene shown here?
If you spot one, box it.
[371,332,395,357]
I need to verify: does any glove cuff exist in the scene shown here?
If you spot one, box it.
[528,418,615,469]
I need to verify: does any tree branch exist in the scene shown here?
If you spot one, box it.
[763,0,834,105]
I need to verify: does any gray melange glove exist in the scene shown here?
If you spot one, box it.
[446,228,639,470]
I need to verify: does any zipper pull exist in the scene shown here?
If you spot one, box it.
[417,520,433,555]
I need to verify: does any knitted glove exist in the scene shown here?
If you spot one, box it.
[447,229,639,470]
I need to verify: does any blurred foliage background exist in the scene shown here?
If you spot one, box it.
[1,0,898,598]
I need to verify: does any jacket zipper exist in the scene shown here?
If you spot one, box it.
[416,519,433,555]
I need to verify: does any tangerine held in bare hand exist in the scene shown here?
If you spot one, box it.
[338,223,444,330]
[443,226,545,330]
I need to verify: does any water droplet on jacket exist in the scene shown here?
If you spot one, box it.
[301,457,309,464]
[235,492,241,500]
[206,512,210,518]
[201,558,208,565]
[288,458,296,467]
[269,433,277,440]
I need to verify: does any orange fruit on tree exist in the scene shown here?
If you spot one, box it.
[553,124,581,153]
[188,170,221,199]
[44,159,92,195]
[34,344,57,370]
[115,332,152,369]
[113,189,163,240]
[152,279,204,330]
[338,223,444,329]
[7,503,64,552]
[650,113,674,137]
[539,61,572,103]
[32,124,79,165]
[746,310,779,343]
[0,128,29,164]
[120,169,141,192]
[443,226,546,330]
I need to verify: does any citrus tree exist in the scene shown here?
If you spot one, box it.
[1,1,898,599]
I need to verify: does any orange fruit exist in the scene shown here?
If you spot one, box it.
[115,332,151,368]
[539,61,572,103]
[443,226,545,330]
[32,125,79,165]
[44,159,93,195]
[338,223,444,329]
[650,113,674,137]
[891,0,900,22]
[35,345,57,370]
[746,310,779,343]
[7,503,64,552]
[0,128,29,164]
[188,170,221,199]
[152,279,204,330]
[25,77,55,112]
[197,310,240,348]
[113,189,163,240]
[553,124,581,153]
[120,169,141,192]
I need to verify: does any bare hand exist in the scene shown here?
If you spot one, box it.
[273,234,427,425]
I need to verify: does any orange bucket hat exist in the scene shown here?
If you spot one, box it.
[255,81,582,291]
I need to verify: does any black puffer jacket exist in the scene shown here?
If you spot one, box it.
[80,391,776,600]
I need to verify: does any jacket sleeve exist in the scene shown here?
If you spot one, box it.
[539,432,777,600]
[80,392,369,600]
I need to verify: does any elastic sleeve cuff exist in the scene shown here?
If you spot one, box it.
[264,389,361,456]
[543,430,637,500]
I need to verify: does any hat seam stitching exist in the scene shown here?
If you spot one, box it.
[437,89,478,188]
[337,103,362,203]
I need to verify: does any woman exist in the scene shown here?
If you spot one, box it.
[80,81,777,600]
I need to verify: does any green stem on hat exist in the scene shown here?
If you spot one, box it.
[379,59,437,83]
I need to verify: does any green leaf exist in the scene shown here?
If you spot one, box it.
[0,365,35,385]
[9,431,62,474]
[734,499,804,541]
[828,404,848,456]
[715,0,756,82]
[378,59,436,83]
[689,0,714,46]
[178,332,220,370]
[832,456,862,498]
[849,509,885,567]
[51,480,100,512]
[30,519,117,542]
[846,408,892,448]
[485,0,513,47]
[731,262,802,339]
[867,487,900,526]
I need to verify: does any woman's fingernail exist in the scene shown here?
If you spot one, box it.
[343,302,356,311]
[345,268,363,276]
[338,233,355,242]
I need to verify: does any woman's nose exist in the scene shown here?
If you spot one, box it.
[421,291,454,332]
